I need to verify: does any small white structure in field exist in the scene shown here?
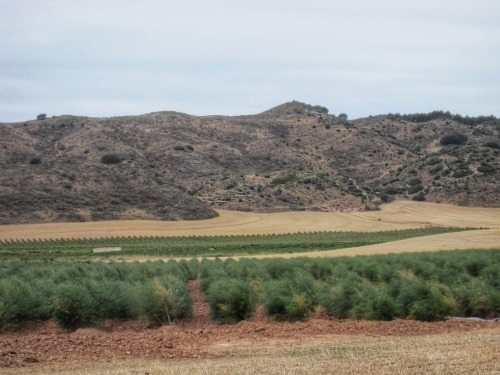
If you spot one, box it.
[93,247,122,253]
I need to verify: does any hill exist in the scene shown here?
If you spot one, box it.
[0,101,499,224]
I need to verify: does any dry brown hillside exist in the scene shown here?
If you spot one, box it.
[0,101,499,224]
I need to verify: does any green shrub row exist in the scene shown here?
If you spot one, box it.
[199,250,500,323]
[0,260,196,330]
[2,250,499,328]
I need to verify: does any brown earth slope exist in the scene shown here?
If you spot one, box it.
[1,102,499,224]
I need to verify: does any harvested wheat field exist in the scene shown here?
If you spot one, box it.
[1,201,499,240]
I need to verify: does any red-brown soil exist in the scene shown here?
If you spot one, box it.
[1,280,498,370]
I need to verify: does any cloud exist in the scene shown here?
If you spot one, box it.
[1,0,499,121]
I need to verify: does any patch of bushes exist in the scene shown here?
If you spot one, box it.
[264,270,318,321]
[477,163,495,174]
[379,193,393,203]
[429,164,443,174]
[426,157,441,166]
[385,111,498,126]
[270,173,296,186]
[142,276,192,325]
[197,250,500,322]
[485,141,500,149]
[412,192,426,201]
[440,133,468,146]
[29,157,42,165]
[313,105,329,114]
[101,154,123,164]
[0,261,194,331]
[452,169,470,178]
[173,145,186,151]
[207,279,255,322]
[383,186,400,195]
[408,184,424,195]
[53,284,96,330]
[408,178,422,186]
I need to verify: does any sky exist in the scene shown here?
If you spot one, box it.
[1,0,499,122]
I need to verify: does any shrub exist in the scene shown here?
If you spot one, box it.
[371,292,398,321]
[440,133,468,146]
[263,281,291,318]
[37,113,47,120]
[429,164,443,174]
[0,277,42,328]
[383,186,400,195]
[477,164,495,174]
[379,193,393,203]
[53,284,96,330]
[87,280,140,320]
[407,284,457,321]
[452,169,470,178]
[29,157,42,165]
[320,278,359,319]
[207,279,256,322]
[456,280,500,317]
[101,154,122,164]
[408,184,424,195]
[264,270,318,321]
[142,276,191,325]
[408,178,422,186]
[173,145,186,151]
[426,157,441,166]
[270,173,296,186]
[313,105,329,114]
[396,278,458,322]
[485,141,500,149]
[412,192,426,201]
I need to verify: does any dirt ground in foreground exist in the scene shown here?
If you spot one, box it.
[1,280,499,372]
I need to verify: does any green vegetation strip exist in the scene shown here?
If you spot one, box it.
[0,227,470,260]
[1,249,499,331]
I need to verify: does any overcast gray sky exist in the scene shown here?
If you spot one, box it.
[1,0,499,122]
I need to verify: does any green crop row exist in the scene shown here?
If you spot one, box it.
[200,250,500,322]
[1,249,498,331]
[0,227,468,260]
[0,260,198,331]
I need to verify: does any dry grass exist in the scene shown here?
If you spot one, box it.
[9,329,499,375]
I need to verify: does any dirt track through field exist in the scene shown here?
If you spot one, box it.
[1,201,499,256]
